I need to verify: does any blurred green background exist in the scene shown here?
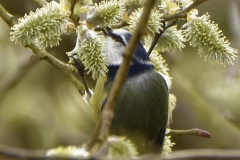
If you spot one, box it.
[0,0,240,157]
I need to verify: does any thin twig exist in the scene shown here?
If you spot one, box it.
[147,0,209,55]
[1,143,240,160]
[27,44,85,95]
[148,19,178,55]
[94,0,208,32]
[0,3,85,95]
[0,4,15,26]
[85,0,158,152]
[167,128,212,138]
[161,0,209,21]
[0,144,95,160]
[161,149,240,160]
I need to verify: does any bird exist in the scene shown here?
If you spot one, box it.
[102,27,169,154]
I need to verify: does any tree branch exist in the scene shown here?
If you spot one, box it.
[27,44,85,94]
[161,0,209,21]
[0,144,95,160]
[148,19,178,55]
[1,143,240,160]
[162,149,240,160]
[168,128,212,138]
[146,0,209,57]
[0,3,85,95]
[85,0,158,152]
[0,4,14,26]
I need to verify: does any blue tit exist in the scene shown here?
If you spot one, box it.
[102,27,169,154]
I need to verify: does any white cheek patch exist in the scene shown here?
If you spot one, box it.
[105,37,125,65]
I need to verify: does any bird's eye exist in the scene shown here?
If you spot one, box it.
[111,34,126,46]
[115,36,122,42]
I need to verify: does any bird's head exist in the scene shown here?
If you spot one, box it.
[102,27,152,67]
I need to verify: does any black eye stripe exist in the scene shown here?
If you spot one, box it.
[110,33,126,46]
[102,27,127,46]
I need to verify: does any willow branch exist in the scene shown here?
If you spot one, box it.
[148,0,208,55]
[1,143,240,160]
[162,149,240,160]
[161,0,209,21]
[28,44,85,94]
[148,19,178,55]
[0,144,95,160]
[0,3,85,94]
[0,4,14,26]
[85,0,157,152]
[167,128,212,138]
